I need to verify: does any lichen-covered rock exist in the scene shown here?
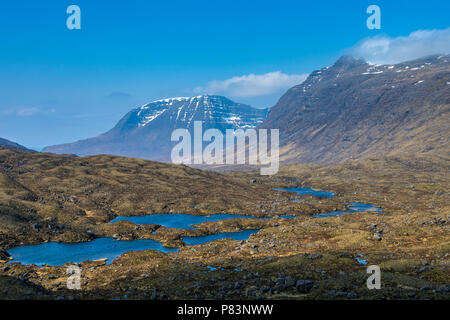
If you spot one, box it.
[296,280,313,293]
[0,249,10,261]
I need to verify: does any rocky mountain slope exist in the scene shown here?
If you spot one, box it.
[0,138,35,153]
[43,95,267,162]
[259,55,450,163]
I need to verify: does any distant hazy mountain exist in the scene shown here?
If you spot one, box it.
[44,95,268,161]
[0,138,35,153]
[259,55,450,163]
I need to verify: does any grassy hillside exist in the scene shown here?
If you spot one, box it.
[0,148,293,248]
[0,148,448,300]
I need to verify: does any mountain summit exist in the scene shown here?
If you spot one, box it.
[259,55,450,163]
[43,95,268,161]
[130,95,266,130]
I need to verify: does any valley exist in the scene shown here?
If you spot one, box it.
[2,0,450,306]
[0,148,448,300]
[1,54,448,301]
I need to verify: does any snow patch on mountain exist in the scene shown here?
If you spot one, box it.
[133,95,267,129]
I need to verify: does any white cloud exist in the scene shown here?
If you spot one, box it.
[16,107,40,117]
[194,71,308,98]
[105,92,132,100]
[349,28,450,65]
[2,107,55,117]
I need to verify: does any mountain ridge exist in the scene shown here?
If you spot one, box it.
[259,54,450,163]
[43,95,268,161]
[0,138,35,153]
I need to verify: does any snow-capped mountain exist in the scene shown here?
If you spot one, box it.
[135,95,267,130]
[259,54,450,163]
[43,95,268,161]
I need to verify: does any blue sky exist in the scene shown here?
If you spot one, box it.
[1,0,449,149]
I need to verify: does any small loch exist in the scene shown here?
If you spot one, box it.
[7,230,261,267]
[110,213,269,229]
[7,187,382,267]
[313,202,382,218]
[6,238,177,267]
[275,187,382,217]
[356,254,368,265]
[273,187,335,198]
[183,229,260,246]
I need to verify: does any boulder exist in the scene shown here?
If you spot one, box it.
[373,232,382,241]
[296,280,313,293]
[309,253,323,259]
[285,276,296,287]
[0,250,10,261]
